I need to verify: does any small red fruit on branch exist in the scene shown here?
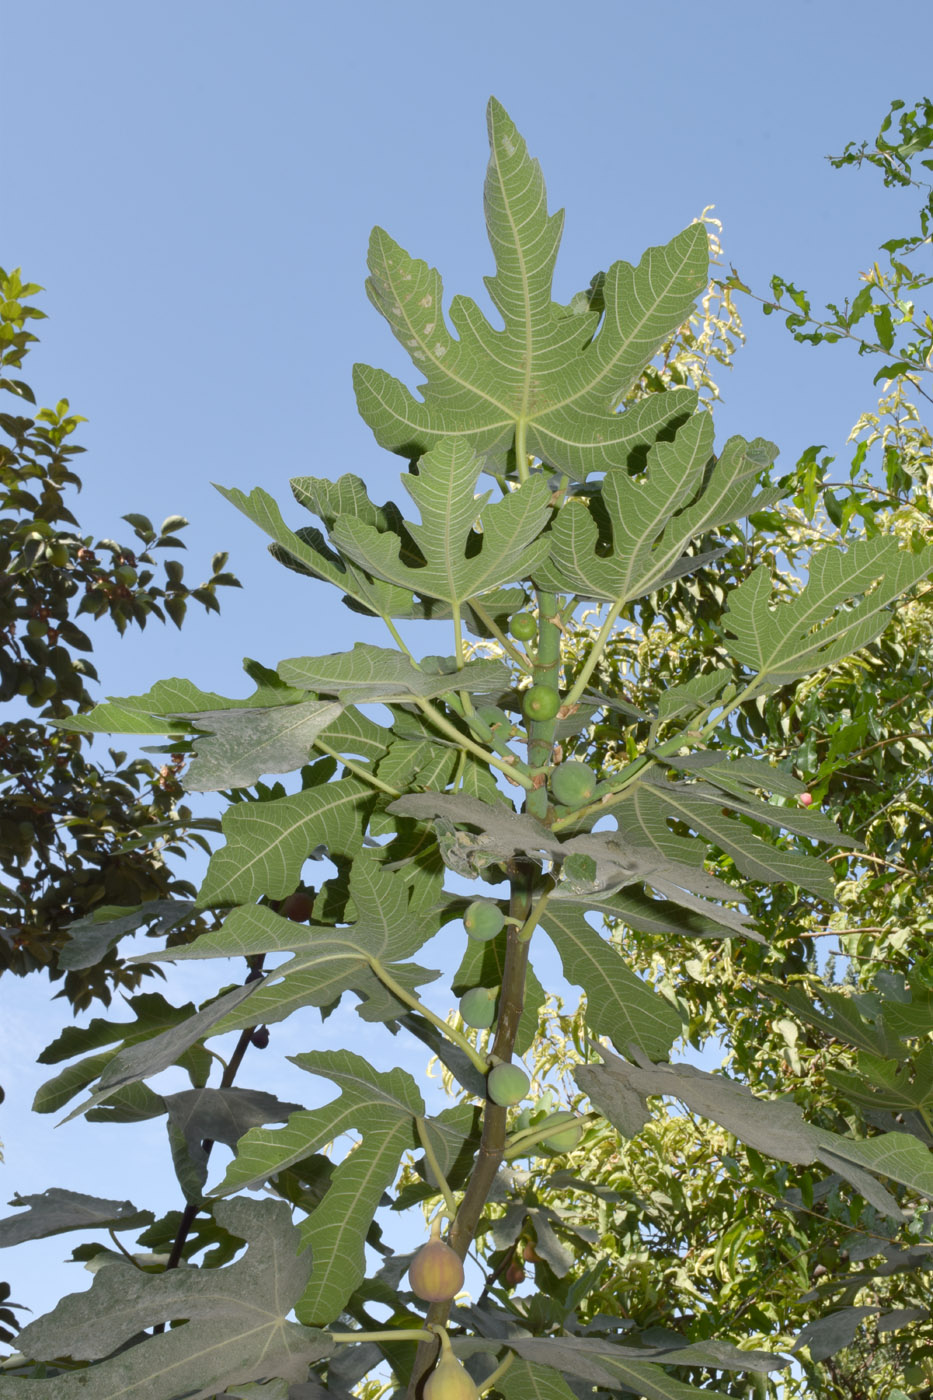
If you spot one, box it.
[279,890,315,922]
[798,792,814,807]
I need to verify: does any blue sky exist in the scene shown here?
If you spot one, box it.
[3,0,933,1343]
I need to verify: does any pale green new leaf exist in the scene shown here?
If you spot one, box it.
[0,1199,332,1400]
[724,536,933,684]
[540,904,681,1059]
[331,438,551,606]
[355,98,708,476]
[277,642,509,703]
[198,777,373,908]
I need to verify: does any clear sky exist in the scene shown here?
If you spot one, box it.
[3,0,933,1340]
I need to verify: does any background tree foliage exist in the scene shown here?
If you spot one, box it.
[1,99,932,1400]
[0,269,240,1008]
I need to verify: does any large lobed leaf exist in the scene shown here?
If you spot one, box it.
[355,98,709,476]
[145,855,442,1034]
[0,1199,332,1400]
[211,1051,434,1325]
[537,420,780,605]
[0,1190,152,1247]
[198,776,374,908]
[330,437,551,608]
[724,535,933,685]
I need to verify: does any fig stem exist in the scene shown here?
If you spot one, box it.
[413,695,537,791]
[329,1329,435,1345]
[368,956,489,1074]
[312,737,402,797]
[502,1110,587,1159]
[416,1115,459,1219]
[479,1352,515,1394]
[524,591,562,820]
[516,882,552,942]
[469,600,533,672]
[404,857,536,1400]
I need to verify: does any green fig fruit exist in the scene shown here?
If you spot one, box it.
[458,986,498,1029]
[487,1062,530,1106]
[463,900,505,942]
[550,760,597,807]
[509,612,537,642]
[523,684,561,722]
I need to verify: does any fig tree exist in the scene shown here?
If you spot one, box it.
[459,986,498,1029]
[463,900,505,942]
[409,1226,465,1303]
[523,684,561,722]
[487,1062,530,1106]
[509,612,537,642]
[550,760,597,807]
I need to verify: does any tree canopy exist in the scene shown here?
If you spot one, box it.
[1,97,932,1400]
